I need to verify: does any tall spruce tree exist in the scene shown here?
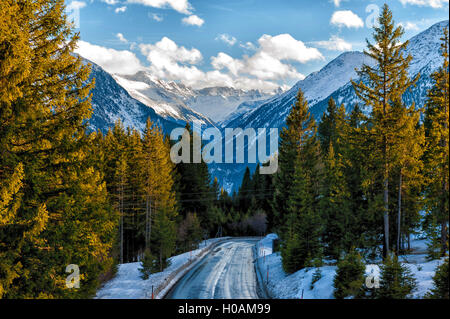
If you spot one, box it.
[279,90,322,273]
[272,89,318,236]
[320,143,352,259]
[0,0,118,298]
[424,27,449,257]
[352,4,418,257]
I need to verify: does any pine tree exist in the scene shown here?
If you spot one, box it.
[377,254,417,299]
[390,101,424,253]
[333,248,366,299]
[426,258,449,299]
[282,152,322,273]
[141,119,178,271]
[318,98,338,155]
[423,27,449,257]
[0,0,118,298]
[352,4,418,257]
[320,143,352,259]
[272,89,317,236]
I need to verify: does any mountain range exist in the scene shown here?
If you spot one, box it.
[84,20,449,192]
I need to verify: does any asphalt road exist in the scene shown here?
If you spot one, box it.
[165,238,261,299]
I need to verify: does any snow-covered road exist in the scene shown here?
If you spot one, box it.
[165,238,261,299]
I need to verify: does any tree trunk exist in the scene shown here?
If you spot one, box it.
[383,163,390,257]
[397,171,402,254]
[407,232,411,251]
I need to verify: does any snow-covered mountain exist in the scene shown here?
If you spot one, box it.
[86,59,183,134]
[114,71,277,123]
[213,20,449,192]
[186,87,278,122]
[113,72,214,126]
[84,20,448,192]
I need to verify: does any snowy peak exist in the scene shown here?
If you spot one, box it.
[405,20,449,76]
[113,70,277,123]
[113,72,213,126]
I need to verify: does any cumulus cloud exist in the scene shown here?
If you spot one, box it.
[75,40,144,75]
[211,33,323,82]
[330,10,364,28]
[77,33,322,92]
[216,34,237,46]
[313,35,352,51]
[399,0,448,8]
[127,0,192,14]
[115,6,127,13]
[211,53,244,76]
[182,15,204,26]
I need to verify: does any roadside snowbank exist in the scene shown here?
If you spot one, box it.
[255,234,443,299]
[96,237,229,299]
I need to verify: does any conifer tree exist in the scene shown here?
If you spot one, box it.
[333,248,366,299]
[377,254,417,299]
[424,27,449,257]
[352,4,418,256]
[426,258,449,299]
[272,89,317,236]
[318,98,338,155]
[0,0,118,298]
[320,143,352,258]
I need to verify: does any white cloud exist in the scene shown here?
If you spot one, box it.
[75,40,144,75]
[212,33,323,81]
[137,36,307,91]
[127,0,192,14]
[398,21,420,31]
[257,34,323,64]
[330,10,364,28]
[67,1,86,11]
[216,34,237,46]
[399,0,448,8]
[116,33,128,43]
[313,35,352,51]
[115,6,127,13]
[150,13,163,21]
[181,15,204,27]
[211,53,244,76]
[78,34,323,92]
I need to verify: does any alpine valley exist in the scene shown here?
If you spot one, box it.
[84,20,449,192]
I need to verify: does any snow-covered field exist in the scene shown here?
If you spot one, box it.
[96,237,229,299]
[255,234,444,299]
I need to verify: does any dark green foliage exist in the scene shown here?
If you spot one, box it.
[427,258,449,299]
[377,254,417,299]
[333,249,366,299]
[140,249,158,279]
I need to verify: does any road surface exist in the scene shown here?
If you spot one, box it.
[165,238,261,299]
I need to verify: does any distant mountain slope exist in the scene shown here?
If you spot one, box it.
[113,71,214,126]
[115,71,277,123]
[214,20,448,192]
[86,60,182,134]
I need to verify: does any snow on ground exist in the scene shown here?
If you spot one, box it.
[96,237,228,299]
[255,234,444,299]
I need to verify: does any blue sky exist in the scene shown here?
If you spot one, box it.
[69,0,449,91]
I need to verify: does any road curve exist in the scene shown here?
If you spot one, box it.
[165,238,261,299]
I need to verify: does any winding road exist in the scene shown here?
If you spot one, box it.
[165,238,262,299]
